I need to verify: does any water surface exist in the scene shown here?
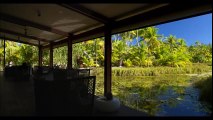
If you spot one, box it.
[109,75,212,116]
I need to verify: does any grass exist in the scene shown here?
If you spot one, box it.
[91,63,212,96]
[92,63,212,77]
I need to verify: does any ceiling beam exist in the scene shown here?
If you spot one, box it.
[0,28,49,43]
[0,12,69,36]
[72,26,104,41]
[59,4,113,24]
[43,3,212,49]
[113,4,177,29]
[42,26,105,49]
[0,36,38,46]
[113,3,212,33]
[113,4,169,21]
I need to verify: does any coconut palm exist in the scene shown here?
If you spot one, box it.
[166,35,177,52]
[112,39,127,67]
[177,38,186,47]
[140,27,162,57]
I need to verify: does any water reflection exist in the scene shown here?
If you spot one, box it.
[112,75,211,116]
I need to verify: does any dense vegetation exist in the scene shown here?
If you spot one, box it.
[92,64,212,77]
[0,26,212,115]
[0,42,38,70]
[0,26,212,70]
[194,76,212,109]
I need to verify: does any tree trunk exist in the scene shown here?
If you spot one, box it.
[119,59,123,67]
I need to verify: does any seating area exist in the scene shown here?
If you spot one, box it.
[32,66,95,115]
[0,3,209,116]
[2,66,95,116]
[4,64,32,81]
[32,66,90,80]
[0,70,149,116]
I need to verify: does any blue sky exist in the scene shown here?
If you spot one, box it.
[112,13,212,46]
[156,13,212,46]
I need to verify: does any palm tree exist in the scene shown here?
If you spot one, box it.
[112,39,127,67]
[195,40,202,47]
[141,27,161,55]
[166,35,177,52]
[177,38,186,47]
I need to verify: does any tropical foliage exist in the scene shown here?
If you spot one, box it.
[70,26,212,68]
[0,26,212,70]
[0,26,211,115]
[0,42,38,70]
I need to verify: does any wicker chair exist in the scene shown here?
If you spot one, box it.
[67,69,79,79]
[34,79,72,116]
[71,76,96,115]
[33,76,96,116]
[53,68,67,80]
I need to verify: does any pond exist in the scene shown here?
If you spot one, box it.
[107,74,212,116]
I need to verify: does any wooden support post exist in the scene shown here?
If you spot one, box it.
[38,45,42,67]
[3,36,6,69]
[104,25,112,96]
[67,36,72,69]
[49,42,53,68]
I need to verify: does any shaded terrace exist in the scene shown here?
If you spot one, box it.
[0,3,211,116]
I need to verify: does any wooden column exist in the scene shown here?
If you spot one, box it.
[38,45,42,67]
[49,42,53,68]
[104,25,112,96]
[3,36,6,69]
[67,36,72,69]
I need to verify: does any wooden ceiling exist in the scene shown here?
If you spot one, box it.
[0,3,211,47]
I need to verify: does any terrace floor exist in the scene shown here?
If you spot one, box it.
[0,71,148,116]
